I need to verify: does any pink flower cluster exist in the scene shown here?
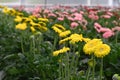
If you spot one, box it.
[94,23,114,38]
[88,10,99,20]
[13,5,120,39]
[101,11,113,19]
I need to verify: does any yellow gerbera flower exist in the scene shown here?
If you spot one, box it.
[53,51,60,56]
[29,15,36,20]
[54,24,66,31]
[53,47,70,56]
[38,18,49,22]
[94,44,111,58]
[59,37,70,44]
[83,39,103,55]
[82,38,91,43]
[16,23,27,30]
[30,26,36,32]
[39,26,48,31]
[9,9,16,15]
[3,7,9,14]
[16,12,23,16]
[69,34,83,44]
[14,16,23,22]
[30,21,40,26]
[52,26,62,34]
[59,30,71,38]
[39,22,46,26]
[23,17,32,22]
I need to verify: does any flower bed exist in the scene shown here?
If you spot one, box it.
[0,5,120,80]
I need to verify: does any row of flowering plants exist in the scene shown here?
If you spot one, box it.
[0,5,120,80]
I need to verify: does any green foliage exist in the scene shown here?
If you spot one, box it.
[0,10,58,80]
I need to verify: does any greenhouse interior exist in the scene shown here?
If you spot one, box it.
[1,0,120,80]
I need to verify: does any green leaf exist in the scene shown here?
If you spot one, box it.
[7,67,19,75]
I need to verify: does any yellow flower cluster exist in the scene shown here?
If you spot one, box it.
[52,24,90,44]
[52,24,72,38]
[38,18,49,22]
[83,39,103,55]
[83,39,111,58]
[52,24,66,34]
[59,33,91,44]
[53,32,92,56]
[52,23,111,58]
[2,7,23,16]
[0,6,49,32]
[52,24,72,56]
[13,11,48,32]
[53,47,70,56]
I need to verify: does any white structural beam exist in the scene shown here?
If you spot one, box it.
[108,0,113,6]
[0,0,119,7]
[87,0,91,6]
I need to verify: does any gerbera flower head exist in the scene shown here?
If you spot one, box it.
[52,24,66,34]
[59,37,70,44]
[54,24,66,31]
[30,26,36,32]
[38,18,49,22]
[83,39,103,55]
[53,47,70,56]
[16,23,27,30]
[69,34,83,44]
[82,38,91,43]
[52,26,62,34]
[94,44,111,58]
[14,16,23,22]
[59,30,71,38]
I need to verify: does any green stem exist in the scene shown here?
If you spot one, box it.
[115,31,119,44]
[61,55,64,80]
[21,34,24,54]
[59,56,62,80]
[37,34,42,53]
[78,43,81,54]
[65,55,67,80]
[32,37,35,55]
[92,55,95,80]
[30,38,33,53]
[66,53,70,80]
[30,35,36,56]
[58,65,61,80]
[100,58,103,80]
[70,45,75,78]
[52,35,58,52]
[86,66,91,80]
[76,44,81,80]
